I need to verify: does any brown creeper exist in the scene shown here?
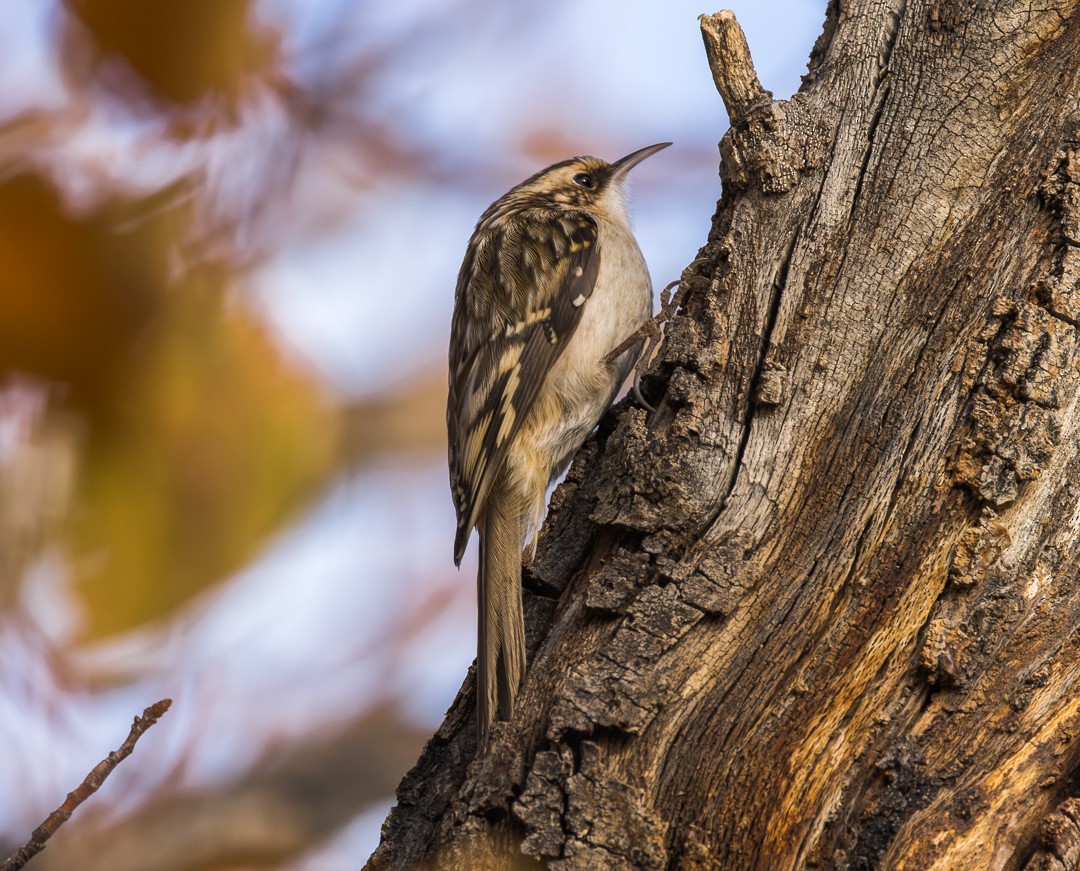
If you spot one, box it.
[447,142,670,745]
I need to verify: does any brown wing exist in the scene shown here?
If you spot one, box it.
[447,209,599,565]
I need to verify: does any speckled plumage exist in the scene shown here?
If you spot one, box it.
[447,143,669,745]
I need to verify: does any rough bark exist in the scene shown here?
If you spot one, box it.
[368,2,1080,869]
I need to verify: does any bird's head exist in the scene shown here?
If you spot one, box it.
[500,142,671,226]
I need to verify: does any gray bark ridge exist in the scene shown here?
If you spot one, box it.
[368,2,1080,869]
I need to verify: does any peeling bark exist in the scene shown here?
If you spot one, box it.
[368,2,1080,869]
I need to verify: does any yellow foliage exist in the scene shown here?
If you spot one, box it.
[0,173,164,413]
[0,170,337,639]
[61,0,279,110]
[73,277,337,638]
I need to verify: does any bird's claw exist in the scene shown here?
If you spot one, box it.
[610,258,712,411]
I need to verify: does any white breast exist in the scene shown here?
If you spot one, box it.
[565,219,651,379]
[535,215,652,466]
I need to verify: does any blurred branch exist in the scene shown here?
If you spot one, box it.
[1,699,172,871]
[0,379,81,610]
[338,368,446,465]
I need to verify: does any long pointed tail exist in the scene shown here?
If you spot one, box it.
[476,479,526,746]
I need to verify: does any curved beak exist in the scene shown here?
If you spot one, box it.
[610,142,672,177]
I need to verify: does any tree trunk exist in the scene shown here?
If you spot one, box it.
[367,2,1080,868]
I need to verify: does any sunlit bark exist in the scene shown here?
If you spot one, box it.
[370,3,1080,868]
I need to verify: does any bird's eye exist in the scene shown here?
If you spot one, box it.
[572,172,594,189]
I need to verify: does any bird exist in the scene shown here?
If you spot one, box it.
[447,142,670,746]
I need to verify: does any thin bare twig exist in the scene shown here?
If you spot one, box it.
[1,699,173,871]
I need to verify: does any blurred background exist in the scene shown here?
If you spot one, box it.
[0,1,823,868]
